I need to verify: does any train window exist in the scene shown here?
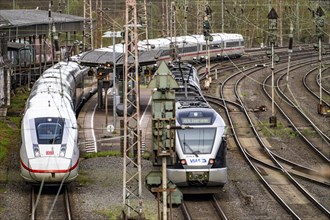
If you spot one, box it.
[161,49,171,56]
[181,46,197,53]
[177,128,216,154]
[226,41,240,48]
[35,117,65,144]
[210,44,221,50]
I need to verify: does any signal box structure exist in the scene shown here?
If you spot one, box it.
[147,62,182,219]
[148,62,179,165]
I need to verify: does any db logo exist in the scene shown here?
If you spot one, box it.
[46,151,54,155]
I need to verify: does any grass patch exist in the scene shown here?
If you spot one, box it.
[0,122,10,160]
[0,88,28,163]
[0,207,5,215]
[323,95,330,101]
[94,205,123,220]
[81,150,122,159]
[76,170,94,186]
[240,92,248,97]
[0,145,8,162]
[142,151,151,160]
[301,127,317,138]
[7,88,29,114]
[0,187,6,194]
[81,150,151,160]
[140,84,149,89]
[94,200,158,220]
[259,121,297,139]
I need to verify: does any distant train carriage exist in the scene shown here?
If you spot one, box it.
[137,33,244,62]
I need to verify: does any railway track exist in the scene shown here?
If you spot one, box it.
[206,95,329,219]
[206,96,329,187]
[303,66,330,107]
[181,195,227,220]
[200,50,330,219]
[31,185,72,220]
[263,59,330,161]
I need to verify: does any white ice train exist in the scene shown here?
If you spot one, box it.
[102,33,244,63]
[166,62,227,193]
[138,33,244,62]
[20,61,95,184]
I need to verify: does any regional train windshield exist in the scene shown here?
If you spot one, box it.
[177,128,216,155]
[35,117,65,144]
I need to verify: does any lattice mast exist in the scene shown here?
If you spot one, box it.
[143,0,149,50]
[95,0,103,48]
[170,1,177,61]
[122,0,143,217]
[162,0,165,37]
[170,1,176,40]
[196,0,205,34]
[83,0,94,51]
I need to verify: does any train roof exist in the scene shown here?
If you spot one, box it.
[79,47,164,67]
[138,33,244,50]
[78,32,244,67]
[25,93,73,119]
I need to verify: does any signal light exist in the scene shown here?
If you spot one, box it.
[96,67,110,80]
[95,62,113,80]
[105,62,112,68]
[87,67,94,76]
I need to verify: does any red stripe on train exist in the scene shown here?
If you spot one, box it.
[20,159,79,173]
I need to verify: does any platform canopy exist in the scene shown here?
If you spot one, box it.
[0,9,85,40]
[78,48,164,67]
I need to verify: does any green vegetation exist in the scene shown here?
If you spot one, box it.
[94,206,123,220]
[81,150,151,160]
[301,127,317,138]
[0,88,28,163]
[240,92,248,97]
[94,200,158,220]
[259,121,297,139]
[81,150,122,159]
[76,170,94,186]
[8,88,28,115]
[2,0,329,48]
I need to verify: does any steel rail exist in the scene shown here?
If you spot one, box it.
[276,63,330,144]
[232,63,330,217]
[303,67,330,107]
[262,63,330,162]
[219,66,301,219]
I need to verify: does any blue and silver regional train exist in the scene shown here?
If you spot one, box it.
[167,62,227,193]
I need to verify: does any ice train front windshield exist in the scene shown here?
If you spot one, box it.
[35,117,65,144]
[177,128,216,154]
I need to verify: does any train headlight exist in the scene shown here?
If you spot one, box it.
[180,159,186,165]
[59,144,67,157]
[208,159,215,164]
[33,144,40,157]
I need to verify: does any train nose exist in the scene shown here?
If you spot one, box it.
[26,157,78,182]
